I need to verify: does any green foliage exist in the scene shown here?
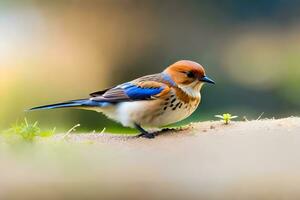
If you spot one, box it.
[215,113,238,125]
[3,118,55,142]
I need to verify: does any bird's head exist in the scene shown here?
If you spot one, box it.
[164,60,215,94]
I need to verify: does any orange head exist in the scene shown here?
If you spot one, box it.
[163,60,215,88]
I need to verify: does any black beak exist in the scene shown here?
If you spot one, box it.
[200,76,215,84]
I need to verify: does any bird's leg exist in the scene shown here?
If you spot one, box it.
[134,124,155,139]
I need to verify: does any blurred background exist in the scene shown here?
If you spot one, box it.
[1,0,300,132]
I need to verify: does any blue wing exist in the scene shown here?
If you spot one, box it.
[91,83,165,103]
[90,73,174,103]
[123,83,164,100]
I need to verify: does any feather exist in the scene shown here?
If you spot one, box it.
[29,99,106,111]
[90,73,175,103]
[90,87,111,97]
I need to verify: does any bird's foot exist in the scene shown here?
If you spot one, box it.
[134,123,155,139]
[136,132,155,139]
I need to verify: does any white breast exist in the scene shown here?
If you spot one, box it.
[97,96,200,128]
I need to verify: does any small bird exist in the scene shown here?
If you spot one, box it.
[29,60,215,138]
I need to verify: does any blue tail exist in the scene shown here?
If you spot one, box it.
[29,99,103,111]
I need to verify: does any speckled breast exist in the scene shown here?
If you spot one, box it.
[138,92,201,127]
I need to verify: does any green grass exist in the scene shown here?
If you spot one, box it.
[2,118,55,142]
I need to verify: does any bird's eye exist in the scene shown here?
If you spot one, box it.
[186,71,195,78]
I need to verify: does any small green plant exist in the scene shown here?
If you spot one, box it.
[215,113,238,125]
[4,118,55,142]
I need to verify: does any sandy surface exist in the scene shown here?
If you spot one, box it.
[1,117,300,200]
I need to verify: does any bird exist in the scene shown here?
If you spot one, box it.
[29,60,215,139]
